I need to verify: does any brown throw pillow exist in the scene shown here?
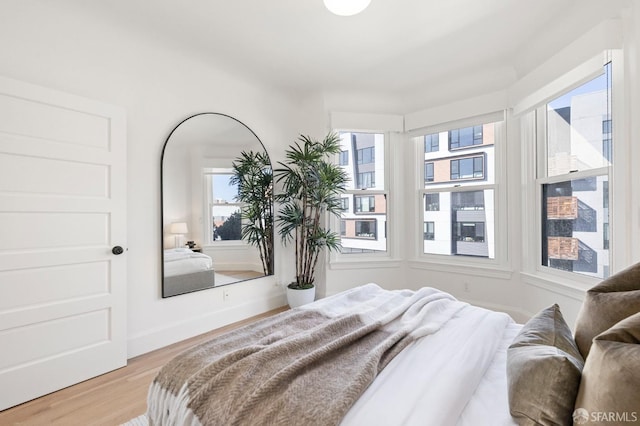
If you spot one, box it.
[507,304,584,426]
[573,312,640,424]
[574,262,640,358]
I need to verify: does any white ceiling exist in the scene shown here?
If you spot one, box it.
[56,0,628,111]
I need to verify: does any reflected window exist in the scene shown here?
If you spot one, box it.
[205,171,242,243]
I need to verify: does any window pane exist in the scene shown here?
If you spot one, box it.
[211,206,242,241]
[339,132,385,190]
[338,132,387,254]
[423,190,495,258]
[340,195,387,253]
[208,173,242,242]
[542,175,609,278]
[546,63,612,176]
[211,174,238,202]
[421,123,496,187]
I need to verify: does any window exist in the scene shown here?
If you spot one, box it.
[355,195,375,213]
[425,162,434,183]
[416,117,500,259]
[337,132,387,254]
[204,171,243,244]
[450,156,484,180]
[454,222,485,243]
[423,222,435,240]
[357,172,375,189]
[424,133,439,153]
[452,190,485,210]
[449,125,483,150]
[425,193,439,211]
[537,62,612,279]
[340,197,349,211]
[355,220,376,238]
[339,150,349,166]
[356,147,375,164]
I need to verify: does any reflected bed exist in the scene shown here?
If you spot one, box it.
[163,248,215,297]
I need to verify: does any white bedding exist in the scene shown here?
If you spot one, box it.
[163,248,213,277]
[302,284,519,426]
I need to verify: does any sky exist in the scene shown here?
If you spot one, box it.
[212,174,239,203]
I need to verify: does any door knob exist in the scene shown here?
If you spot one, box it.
[112,246,124,255]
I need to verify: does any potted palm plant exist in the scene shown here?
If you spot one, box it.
[230,150,274,276]
[275,133,348,307]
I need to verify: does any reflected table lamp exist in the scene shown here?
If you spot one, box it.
[170,222,189,248]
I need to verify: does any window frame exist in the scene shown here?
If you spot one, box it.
[329,129,396,266]
[520,51,627,287]
[202,169,246,247]
[414,111,507,269]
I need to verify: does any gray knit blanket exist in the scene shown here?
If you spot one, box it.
[147,284,466,426]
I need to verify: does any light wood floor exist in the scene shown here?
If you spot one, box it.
[0,306,288,426]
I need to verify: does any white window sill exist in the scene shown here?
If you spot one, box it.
[202,242,251,251]
[408,259,513,280]
[520,271,593,302]
[329,258,402,270]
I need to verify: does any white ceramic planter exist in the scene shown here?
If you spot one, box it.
[286,285,316,308]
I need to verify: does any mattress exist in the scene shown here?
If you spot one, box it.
[163,248,213,278]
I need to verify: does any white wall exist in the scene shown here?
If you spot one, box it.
[0,1,304,357]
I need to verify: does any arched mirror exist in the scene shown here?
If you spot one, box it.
[161,113,274,298]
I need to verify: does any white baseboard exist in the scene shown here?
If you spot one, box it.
[127,293,287,359]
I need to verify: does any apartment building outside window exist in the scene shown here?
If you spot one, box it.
[538,62,612,279]
[337,132,387,253]
[416,117,501,259]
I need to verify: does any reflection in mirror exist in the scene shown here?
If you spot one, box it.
[161,113,274,297]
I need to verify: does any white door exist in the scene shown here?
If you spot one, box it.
[0,76,127,410]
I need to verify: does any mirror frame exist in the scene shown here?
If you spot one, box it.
[160,112,274,298]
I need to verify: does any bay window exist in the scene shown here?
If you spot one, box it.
[536,61,612,279]
[337,132,388,254]
[415,114,503,260]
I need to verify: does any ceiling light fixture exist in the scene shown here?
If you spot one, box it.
[323,0,371,16]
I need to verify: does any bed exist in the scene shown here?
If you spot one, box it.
[145,264,640,426]
[163,248,215,297]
